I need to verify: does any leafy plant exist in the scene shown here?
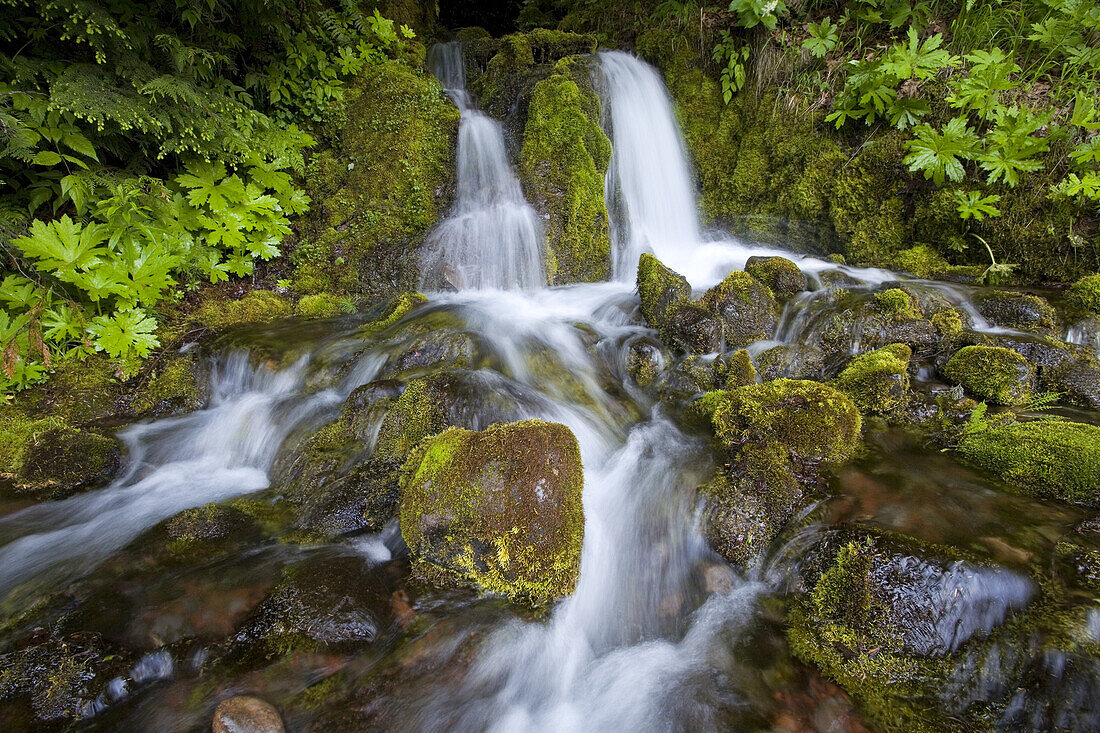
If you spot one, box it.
[802,17,839,58]
[954,190,1002,220]
[713,31,751,103]
[903,117,981,185]
[729,0,789,30]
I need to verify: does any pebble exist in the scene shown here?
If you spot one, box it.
[212,696,284,733]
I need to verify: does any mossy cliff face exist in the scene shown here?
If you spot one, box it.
[294,61,459,301]
[520,57,613,284]
[399,419,584,606]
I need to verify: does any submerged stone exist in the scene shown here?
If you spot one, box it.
[399,419,584,606]
[944,345,1034,406]
[213,696,285,733]
[625,337,667,387]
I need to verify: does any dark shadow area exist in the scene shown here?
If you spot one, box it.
[439,0,524,35]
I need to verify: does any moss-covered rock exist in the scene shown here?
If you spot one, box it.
[162,502,261,560]
[712,349,756,390]
[191,290,292,330]
[660,300,725,354]
[1041,350,1100,409]
[399,419,584,605]
[873,288,923,321]
[130,354,203,416]
[695,379,862,464]
[744,256,807,300]
[296,292,356,318]
[625,337,667,387]
[893,245,950,279]
[698,270,778,347]
[359,291,428,336]
[973,290,1058,335]
[4,426,121,500]
[373,377,452,463]
[293,61,459,300]
[520,58,612,284]
[636,252,690,329]
[834,344,912,415]
[1069,273,1100,315]
[929,308,964,338]
[944,345,1034,405]
[958,420,1100,505]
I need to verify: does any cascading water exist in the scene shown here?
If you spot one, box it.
[421,42,546,291]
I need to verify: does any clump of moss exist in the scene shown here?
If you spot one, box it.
[958,420,1100,505]
[636,253,690,329]
[130,355,200,415]
[930,308,964,338]
[698,270,778,347]
[834,344,912,414]
[713,349,756,390]
[0,410,66,477]
[744,256,807,300]
[360,291,428,335]
[399,419,584,606]
[8,426,120,499]
[695,379,862,463]
[373,378,450,462]
[520,60,612,284]
[944,345,1033,405]
[893,245,950,279]
[873,288,922,321]
[296,293,356,319]
[1069,274,1100,315]
[192,290,291,330]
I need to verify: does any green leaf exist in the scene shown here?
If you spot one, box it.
[12,216,108,272]
[903,116,980,186]
[88,308,159,360]
[954,190,1002,221]
[31,151,62,166]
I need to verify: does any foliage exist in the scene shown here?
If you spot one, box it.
[802,17,839,59]
[712,31,750,102]
[728,0,788,31]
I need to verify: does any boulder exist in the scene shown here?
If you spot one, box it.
[834,344,912,414]
[213,696,285,733]
[636,253,690,329]
[973,289,1058,335]
[944,345,1034,406]
[744,255,808,300]
[698,270,778,347]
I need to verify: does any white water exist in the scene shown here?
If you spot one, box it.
[421,42,546,291]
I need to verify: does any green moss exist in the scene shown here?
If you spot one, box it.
[399,419,584,606]
[944,345,1033,405]
[636,253,690,329]
[294,61,459,299]
[834,344,912,414]
[973,290,1058,334]
[698,270,778,347]
[930,308,964,338]
[873,288,922,321]
[713,349,756,390]
[295,292,356,318]
[696,379,862,463]
[0,409,66,476]
[373,378,449,462]
[958,420,1100,505]
[191,290,291,330]
[11,426,119,498]
[744,256,807,300]
[520,64,612,284]
[1069,274,1100,314]
[894,245,950,279]
[130,355,198,415]
[359,291,428,335]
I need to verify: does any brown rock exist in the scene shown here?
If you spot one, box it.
[212,696,284,733]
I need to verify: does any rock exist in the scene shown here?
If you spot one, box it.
[191,290,292,330]
[944,345,1034,405]
[834,344,912,414]
[213,696,285,733]
[625,337,667,387]
[378,329,477,379]
[373,377,453,463]
[1041,351,1100,409]
[659,355,716,400]
[636,253,690,329]
[297,458,400,537]
[130,354,205,417]
[973,289,1058,335]
[1069,273,1100,315]
[694,379,862,465]
[745,255,808,300]
[712,349,756,390]
[754,344,826,382]
[162,503,261,559]
[698,270,778,347]
[359,292,428,336]
[958,419,1100,506]
[399,419,584,605]
[661,301,724,354]
[872,288,922,321]
[13,427,121,500]
[295,292,356,319]
[930,308,964,338]
[985,334,1072,371]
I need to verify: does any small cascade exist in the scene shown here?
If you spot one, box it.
[600,51,702,279]
[422,42,546,291]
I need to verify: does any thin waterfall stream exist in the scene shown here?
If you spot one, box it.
[0,44,1098,733]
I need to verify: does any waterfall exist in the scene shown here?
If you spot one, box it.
[600,51,703,280]
[422,43,547,291]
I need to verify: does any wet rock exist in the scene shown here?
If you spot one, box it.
[12,427,121,500]
[377,329,477,379]
[298,458,401,537]
[161,503,262,559]
[659,355,716,400]
[373,377,453,463]
[130,353,206,417]
[625,337,667,387]
[1041,350,1100,409]
[834,344,912,414]
[984,334,1072,371]
[712,349,756,390]
[636,252,690,330]
[754,344,826,382]
[212,696,285,733]
[958,419,1100,506]
[661,301,724,354]
[745,255,808,300]
[359,292,429,336]
[399,419,584,605]
[698,270,778,347]
[943,345,1034,405]
[973,290,1058,335]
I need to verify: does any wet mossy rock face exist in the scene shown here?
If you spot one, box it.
[944,345,1034,406]
[191,290,292,331]
[295,61,459,301]
[520,57,612,284]
[973,290,1058,335]
[0,410,121,501]
[959,420,1100,506]
[636,252,690,329]
[834,344,912,415]
[399,419,584,606]
[698,270,779,347]
[1069,273,1100,315]
[744,255,807,301]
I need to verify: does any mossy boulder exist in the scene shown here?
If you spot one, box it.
[660,300,724,354]
[373,377,453,463]
[162,502,262,560]
[636,252,690,329]
[712,349,756,390]
[294,61,459,300]
[754,344,826,382]
[5,426,121,500]
[295,292,356,319]
[893,245,950,279]
[958,420,1100,505]
[399,419,584,606]
[1069,273,1100,315]
[695,379,862,464]
[744,255,807,300]
[698,270,778,347]
[1041,350,1100,409]
[944,345,1034,405]
[359,291,428,336]
[973,290,1058,335]
[377,328,478,380]
[930,308,964,338]
[873,288,923,321]
[191,290,292,330]
[834,344,912,414]
[520,58,612,284]
[625,337,667,387]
